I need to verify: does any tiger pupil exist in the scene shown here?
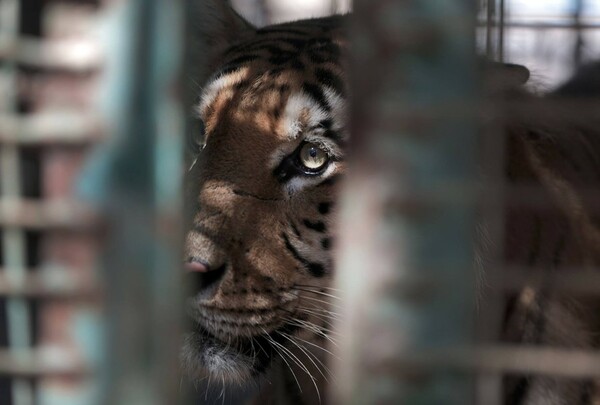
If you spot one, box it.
[309,148,318,158]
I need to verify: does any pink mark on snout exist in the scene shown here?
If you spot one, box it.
[185,261,209,273]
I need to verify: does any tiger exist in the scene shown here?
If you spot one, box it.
[181,1,600,404]
[182,2,347,403]
[495,61,600,404]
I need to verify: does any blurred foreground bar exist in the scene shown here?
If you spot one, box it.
[335,1,477,404]
[91,0,186,403]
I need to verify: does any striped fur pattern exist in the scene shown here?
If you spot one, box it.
[183,3,347,403]
[183,2,600,403]
[498,63,600,404]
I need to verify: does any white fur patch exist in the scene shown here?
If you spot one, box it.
[181,332,254,384]
[282,91,329,140]
[197,66,250,118]
[323,86,347,134]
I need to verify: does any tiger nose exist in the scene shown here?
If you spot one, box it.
[185,259,227,294]
[185,260,209,273]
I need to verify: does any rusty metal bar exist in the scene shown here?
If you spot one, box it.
[486,266,600,295]
[478,21,600,29]
[498,0,505,61]
[0,36,103,71]
[0,199,97,229]
[382,345,600,378]
[0,268,101,299]
[0,112,104,145]
[0,349,88,378]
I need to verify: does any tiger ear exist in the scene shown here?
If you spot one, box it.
[482,60,531,93]
[187,0,255,83]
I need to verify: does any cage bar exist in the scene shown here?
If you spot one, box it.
[84,0,186,403]
[335,0,478,404]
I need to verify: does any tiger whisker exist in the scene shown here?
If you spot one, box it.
[220,376,226,405]
[296,306,342,323]
[272,336,314,382]
[301,318,341,337]
[205,374,212,401]
[276,331,325,402]
[296,305,343,320]
[280,331,337,381]
[283,317,339,347]
[297,301,343,317]
[288,332,341,361]
[300,294,344,310]
[296,317,342,339]
[282,312,341,337]
[295,284,342,292]
[260,327,305,395]
[293,286,341,300]
[278,331,329,385]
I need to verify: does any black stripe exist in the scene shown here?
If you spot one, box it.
[314,67,346,97]
[307,41,341,58]
[224,54,261,66]
[282,233,325,278]
[323,129,342,142]
[318,174,341,187]
[269,67,285,77]
[307,51,329,64]
[318,202,331,215]
[264,45,285,55]
[290,59,305,71]
[226,37,295,54]
[319,118,333,130]
[256,28,309,36]
[280,37,307,48]
[232,189,280,202]
[302,82,330,112]
[291,222,301,238]
[303,219,326,233]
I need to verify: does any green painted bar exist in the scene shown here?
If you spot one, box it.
[78,0,186,403]
[335,1,477,403]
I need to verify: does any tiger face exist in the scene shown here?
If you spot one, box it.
[182,3,348,389]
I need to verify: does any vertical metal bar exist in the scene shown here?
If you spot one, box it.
[330,0,339,14]
[0,0,34,404]
[498,0,505,61]
[573,0,584,67]
[92,0,184,403]
[335,0,477,404]
[486,0,496,58]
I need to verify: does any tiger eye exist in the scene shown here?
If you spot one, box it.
[299,143,328,170]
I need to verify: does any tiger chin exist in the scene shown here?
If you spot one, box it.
[181,0,345,402]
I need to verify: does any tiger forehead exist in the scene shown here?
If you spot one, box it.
[198,25,348,124]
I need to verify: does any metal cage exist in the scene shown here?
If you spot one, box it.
[1,0,599,404]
